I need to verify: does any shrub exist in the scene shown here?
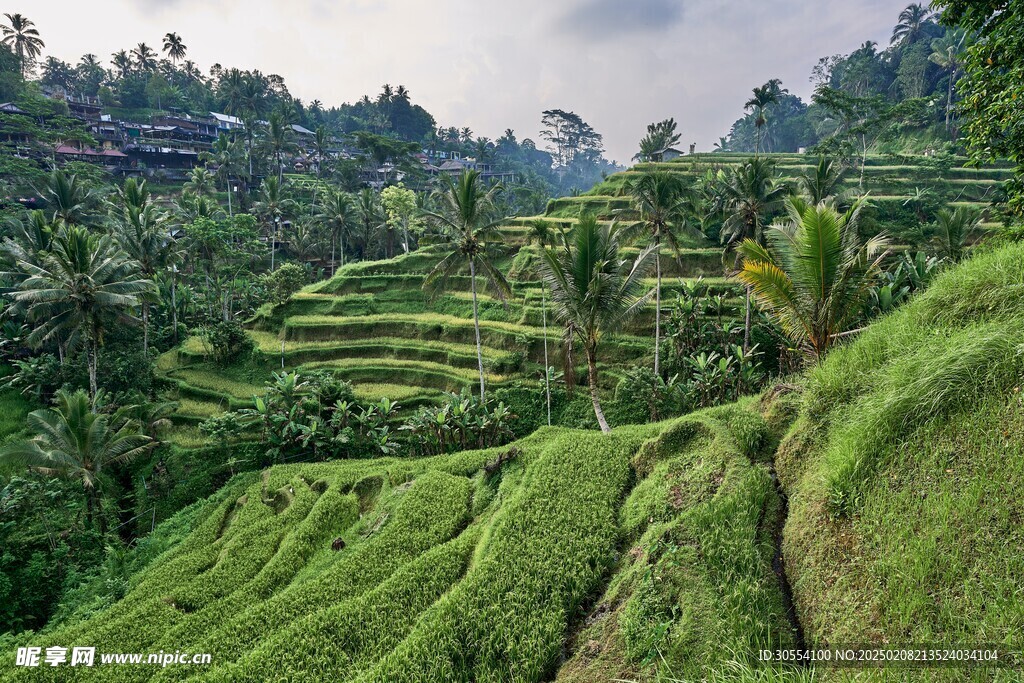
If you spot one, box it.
[261,263,308,307]
[203,320,255,366]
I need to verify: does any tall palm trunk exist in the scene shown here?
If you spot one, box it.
[945,73,954,131]
[586,343,610,433]
[469,258,485,401]
[142,302,149,355]
[654,232,662,377]
[88,333,99,402]
[171,271,179,344]
[743,285,752,353]
[542,280,551,426]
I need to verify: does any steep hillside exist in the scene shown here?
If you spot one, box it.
[15,242,1019,681]
[778,241,1024,667]
[552,153,1011,235]
[161,244,738,427]
[162,152,1011,430]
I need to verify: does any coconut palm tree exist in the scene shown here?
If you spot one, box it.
[423,170,511,401]
[311,125,332,209]
[162,32,186,63]
[929,29,967,131]
[200,133,244,215]
[317,189,358,273]
[541,214,656,432]
[930,205,982,262]
[10,226,151,398]
[528,219,554,425]
[110,179,176,354]
[720,157,789,351]
[0,389,152,531]
[183,167,215,196]
[131,42,157,71]
[618,171,694,376]
[264,112,296,184]
[798,156,847,204]
[110,50,132,79]
[356,188,384,260]
[1,13,44,79]
[744,79,782,155]
[737,197,888,360]
[41,170,94,226]
[254,176,296,270]
[891,3,934,47]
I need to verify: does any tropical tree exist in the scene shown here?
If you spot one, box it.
[110,50,132,79]
[110,179,176,354]
[798,156,846,204]
[311,125,332,208]
[200,134,244,215]
[528,219,554,425]
[720,157,789,351]
[891,3,934,47]
[744,79,782,155]
[10,226,151,398]
[317,190,359,273]
[930,205,981,262]
[380,184,419,255]
[162,32,186,63]
[423,170,511,401]
[929,29,967,131]
[1,13,44,78]
[0,389,152,531]
[737,197,888,360]
[618,171,693,376]
[254,176,295,270]
[541,214,656,432]
[263,112,296,184]
[183,167,215,196]
[635,118,682,161]
[41,170,93,226]
[131,42,157,72]
[356,188,384,260]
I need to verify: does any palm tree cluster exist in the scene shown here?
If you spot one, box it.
[1,173,163,399]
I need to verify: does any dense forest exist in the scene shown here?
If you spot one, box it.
[719,4,964,157]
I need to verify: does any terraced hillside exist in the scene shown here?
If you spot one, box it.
[8,242,1022,681]
[162,152,1012,429]
[546,152,1012,236]
[162,245,741,427]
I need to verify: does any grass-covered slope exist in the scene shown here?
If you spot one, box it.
[553,153,1012,237]
[0,404,800,681]
[161,244,731,425]
[777,241,1024,675]
[3,244,1021,681]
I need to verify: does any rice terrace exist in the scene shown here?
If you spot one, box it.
[0,0,1023,680]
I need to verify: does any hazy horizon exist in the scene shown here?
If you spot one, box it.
[17,0,911,162]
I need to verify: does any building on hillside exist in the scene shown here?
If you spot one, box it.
[88,117,126,150]
[436,157,516,183]
[651,147,685,162]
[0,103,36,150]
[153,112,219,139]
[53,144,132,171]
[210,111,244,132]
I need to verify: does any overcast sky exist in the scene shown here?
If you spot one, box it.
[19,0,910,163]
